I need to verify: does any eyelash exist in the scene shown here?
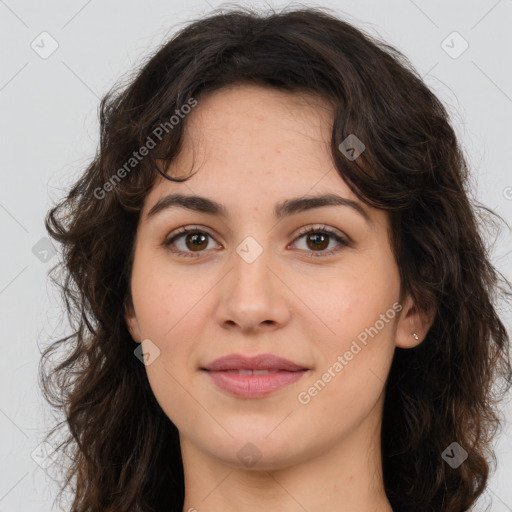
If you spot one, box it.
[163,224,351,259]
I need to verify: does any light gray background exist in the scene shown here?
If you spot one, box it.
[1,0,511,510]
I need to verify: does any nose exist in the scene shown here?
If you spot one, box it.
[214,243,292,334]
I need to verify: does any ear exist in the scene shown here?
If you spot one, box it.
[395,293,435,349]
[124,300,142,343]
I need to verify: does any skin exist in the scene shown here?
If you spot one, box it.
[125,83,433,512]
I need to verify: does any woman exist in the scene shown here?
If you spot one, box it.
[41,6,511,512]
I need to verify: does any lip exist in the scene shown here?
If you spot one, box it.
[201,353,310,398]
[204,369,308,398]
[202,353,308,372]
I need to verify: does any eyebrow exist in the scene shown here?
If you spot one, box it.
[146,192,372,225]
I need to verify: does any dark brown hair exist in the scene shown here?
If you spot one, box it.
[41,5,511,511]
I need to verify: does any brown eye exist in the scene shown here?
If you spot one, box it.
[164,227,218,258]
[291,225,350,258]
[163,224,350,259]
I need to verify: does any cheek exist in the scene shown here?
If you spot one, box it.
[130,263,211,420]
[298,316,396,434]
[293,268,398,409]
[292,265,399,349]
[331,287,398,385]
[131,252,202,338]
[141,323,202,432]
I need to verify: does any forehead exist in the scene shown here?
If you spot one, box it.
[183,84,334,159]
[139,83,384,234]
[191,82,335,127]
[144,84,338,199]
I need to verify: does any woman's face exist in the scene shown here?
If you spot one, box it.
[125,83,421,470]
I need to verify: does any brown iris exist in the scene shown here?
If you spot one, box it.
[185,232,208,251]
[306,232,329,251]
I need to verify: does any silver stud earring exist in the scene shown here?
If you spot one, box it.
[413,333,419,340]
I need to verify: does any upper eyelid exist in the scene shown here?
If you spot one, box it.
[166,223,347,239]
[294,224,346,238]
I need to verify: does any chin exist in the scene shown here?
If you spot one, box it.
[202,429,314,471]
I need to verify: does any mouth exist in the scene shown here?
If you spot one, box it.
[201,368,309,398]
[204,369,300,374]
[200,353,310,398]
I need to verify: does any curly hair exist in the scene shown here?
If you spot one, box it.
[41,5,511,512]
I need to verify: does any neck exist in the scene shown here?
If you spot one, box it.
[180,400,393,512]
